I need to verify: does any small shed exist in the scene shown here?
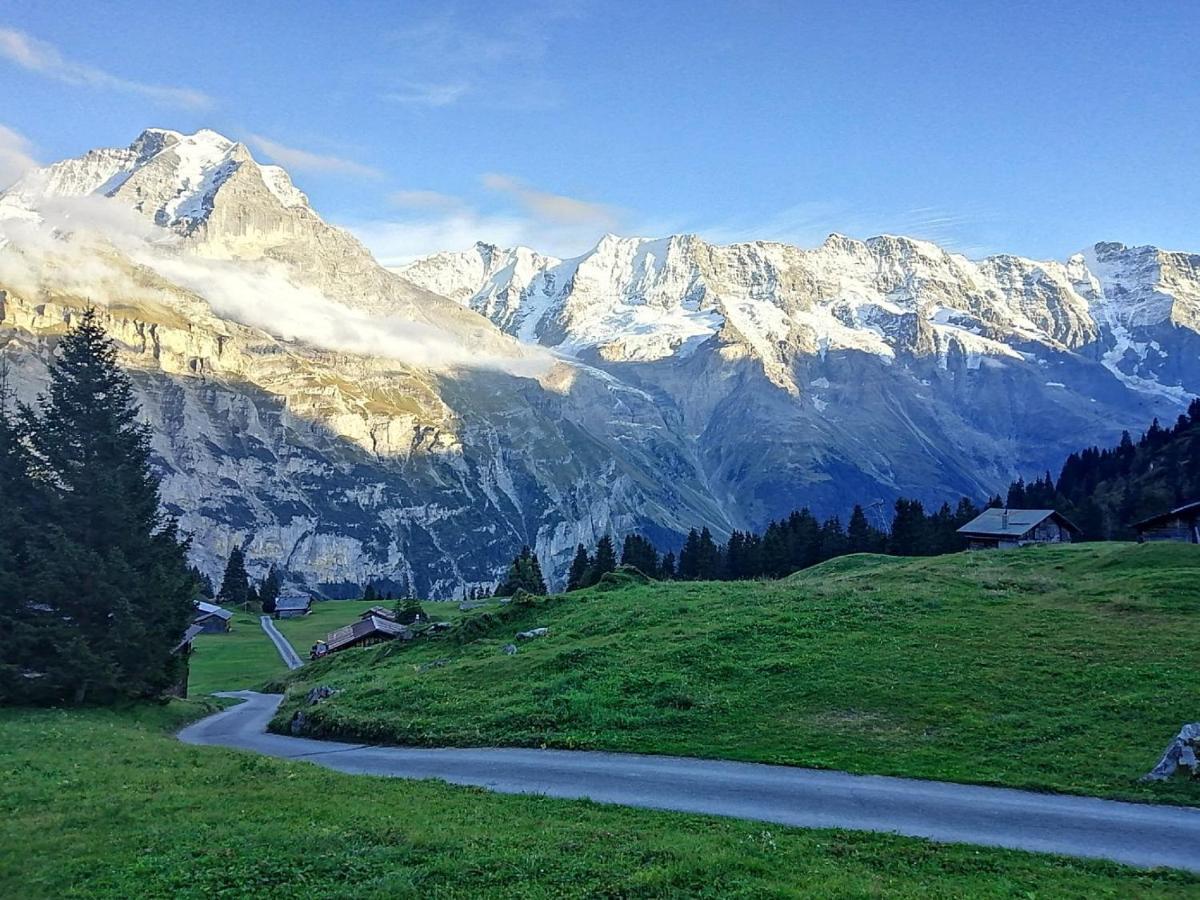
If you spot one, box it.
[957,508,1080,550]
[324,615,412,653]
[1134,501,1200,544]
[275,595,313,619]
[168,623,205,698]
[193,601,233,633]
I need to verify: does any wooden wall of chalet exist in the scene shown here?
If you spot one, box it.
[1139,516,1200,543]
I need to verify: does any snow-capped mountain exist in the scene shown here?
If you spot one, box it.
[2,127,1197,594]
[401,233,1200,525]
[0,129,727,595]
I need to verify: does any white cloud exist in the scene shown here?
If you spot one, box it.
[248,134,382,179]
[389,189,465,211]
[0,27,211,109]
[0,124,38,190]
[383,81,469,107]
[0,194,549,376]
[382,5,584,109]
[481,173,618,228]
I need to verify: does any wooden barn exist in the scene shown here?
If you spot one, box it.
[193,601,232,633]
[957,508,1080,550]
[275,596,313,619]
[323,615,412,654]
[1134,501,1200,544]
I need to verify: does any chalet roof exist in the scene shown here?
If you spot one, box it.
[325,615,410,652]
[275,595,312,611]
[359,606,397,621]
[1134,500,1200,531]
[172,623,205,654]
[194,601,232,621]
[957,508,1080,538]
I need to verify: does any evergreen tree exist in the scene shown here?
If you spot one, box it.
[15,310,195,702]
[566,544,592,591]
[678,528,702,580]
[190,567,215,599]
[395,598,427,625]
[363,583,379,603]
[218,546,251,608]
[659,551,677,580]
[497,546,548,596]
[696,527,721,579]
[589,534,617,583]
[846,504,880,554]
[259,565,281,614]
[888,499,929,556]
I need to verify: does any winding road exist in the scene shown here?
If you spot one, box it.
[180,692,1200,873]
[259,616,304,670]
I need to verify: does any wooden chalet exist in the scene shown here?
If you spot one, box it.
[274,595,313,619]
[193,601,232,633]
[323,615,412,653]
[957,508,1080,550]
[1134,501,1200,544]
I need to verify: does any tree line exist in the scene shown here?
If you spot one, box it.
[1002,401,1200,540]
[0,311,196,704]
[555,496,982,589]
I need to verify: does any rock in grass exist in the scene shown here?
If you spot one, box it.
[516,627,549,640]
[1142,722,1200,781]
[502,643,518,656]
[306,685,338,706]
[289,711,308,735]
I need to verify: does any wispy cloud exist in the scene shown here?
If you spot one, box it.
[247,134,382,179]
[481,173,618,228]
[383,81,469,108]
[381,4,585,109]
[0,27,211,109]
[697,200,997,258]
[390,189,465,211]
[0,123,38,190]
[352,171,623,264]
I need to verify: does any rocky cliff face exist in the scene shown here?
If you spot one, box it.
[0,130,726,595]
[2,128,1197,594]
[401,233,1200,527]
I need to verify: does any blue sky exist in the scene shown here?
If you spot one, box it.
[0,0,1196,263]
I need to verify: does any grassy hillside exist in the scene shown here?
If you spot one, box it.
[2,702,1197,897]
[275,543,1200,804]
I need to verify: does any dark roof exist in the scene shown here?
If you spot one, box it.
[194,601,232,621]
[324,616,410,652]
[957,508,1080,538]
[275,595,312,611]
[359,606,397,620]
[172,623,205,654]
[1134,500,1200,531]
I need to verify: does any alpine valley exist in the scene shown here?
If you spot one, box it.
[1,128,1197,596]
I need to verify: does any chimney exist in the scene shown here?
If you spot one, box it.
[1002,508,1010,530]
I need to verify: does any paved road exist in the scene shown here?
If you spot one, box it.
[179,692,1200,873]
[259,617,303,670]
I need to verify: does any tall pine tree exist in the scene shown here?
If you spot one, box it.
[218,546,251,607]
[16,310,195,702]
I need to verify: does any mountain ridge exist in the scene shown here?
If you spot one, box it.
[1,127,1196,595]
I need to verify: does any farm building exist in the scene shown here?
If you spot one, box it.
[324,615,412,653]
[957,508,1080,550]
[193,601,232,633]
[1134,501,1200,544]
[275,596,313,618]
[168,623,205,698]
[358,606,397,621]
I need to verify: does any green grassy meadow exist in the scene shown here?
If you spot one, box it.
[188,611,287,696]
[2,701,1197,898]
[274,543,1200,805]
